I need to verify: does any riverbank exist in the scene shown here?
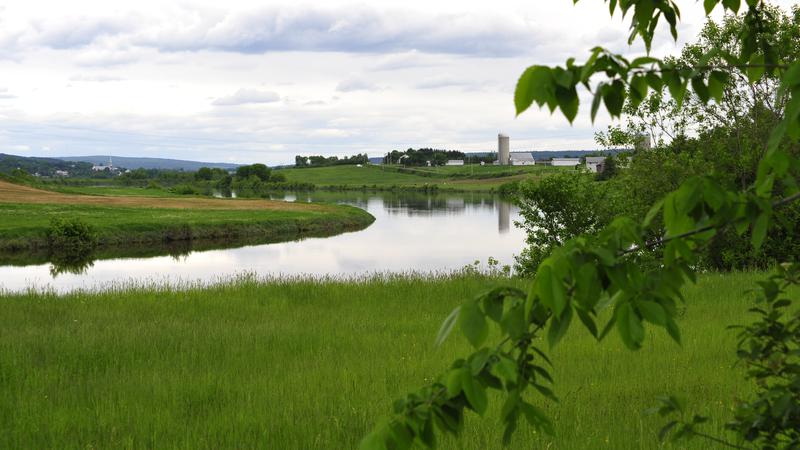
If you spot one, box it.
[0,180,375,252]
[276,164,561,192]
[0,271,767,449]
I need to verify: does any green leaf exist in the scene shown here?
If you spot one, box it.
[515,66,555,116]
[645,72,663,91]
[446,369,462,396]
[536,264,567,316]
[435,306,460,347]
[459,301,488,348]
[520,402,555,436]
[721,0,740,12]
[703,0,719,14]
[707,71,728,102]
[629,74,649,105]
[547,305,573,348]
[665,316,682,345]
[747,53,765,83]
[751,211,771,250]
[663,69,686,107]
[556,85,579,123]
[494,355,519,385]
[643,198,664,228]
[616,303,643,350]
[602,79,626,118]
[590,87,603,122]
[637,301,667,326]
[691,75,709,103]
[460,368,488,415]
[359,430,389,450]
[576,308,599,339]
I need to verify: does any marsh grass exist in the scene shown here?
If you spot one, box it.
[0,272,774,449]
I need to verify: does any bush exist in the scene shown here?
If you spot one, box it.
[47,217,98,253]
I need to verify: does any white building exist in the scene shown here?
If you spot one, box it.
[509,152,535,165]
[498,134,510,165]
[446,160,464,166]
[92,156,118,172]
[54,170,69,177]
[584,156,607,173]
[551,157,581,167]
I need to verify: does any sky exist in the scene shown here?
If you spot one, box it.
[0,0,795,165]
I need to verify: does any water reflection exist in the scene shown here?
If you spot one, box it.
[0,191,523,293]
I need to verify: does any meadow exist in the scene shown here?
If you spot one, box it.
[276,164,561,192]
[0,180,374,251]
[0,271,774,449]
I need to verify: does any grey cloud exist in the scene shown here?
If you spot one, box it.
[8,6,548,58]
[212,88,281,106]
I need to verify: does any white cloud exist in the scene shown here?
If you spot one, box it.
[335,77,379,92]
[212,88,281,106]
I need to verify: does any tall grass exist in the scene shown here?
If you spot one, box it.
[0,272,771,449]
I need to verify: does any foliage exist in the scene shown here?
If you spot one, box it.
[514,171,608,276]
[46,217,98,255]
[654,263,800,449]
[363,1,800,449]
[384,148,467,166]
[295,153,369,168]
[596,156,618,181]
[236,163,272,182]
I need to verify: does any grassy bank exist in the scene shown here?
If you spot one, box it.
[0,180,374,252]
[0,272,775,449]
[277,164,561,192]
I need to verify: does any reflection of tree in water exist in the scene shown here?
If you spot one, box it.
[165,240,193,261]
[49,249,95,277]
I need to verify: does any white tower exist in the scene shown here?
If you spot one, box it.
[498,134,510,165]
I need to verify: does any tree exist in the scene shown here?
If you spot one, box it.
[361,1,800,449]
[236,163,271,182]
[195,167,213,181]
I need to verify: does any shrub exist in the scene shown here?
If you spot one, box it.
[47,217,98,253]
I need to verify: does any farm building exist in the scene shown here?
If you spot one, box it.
[509,152,535,165]
[585,156,606,173]
[551,157,581,167]
[446,160,464,166]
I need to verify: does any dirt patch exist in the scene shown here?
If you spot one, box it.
[0,181,331,212]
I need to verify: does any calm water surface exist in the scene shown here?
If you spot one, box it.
[0,192,525,293]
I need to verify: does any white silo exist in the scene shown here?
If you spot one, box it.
[498,133,510,165]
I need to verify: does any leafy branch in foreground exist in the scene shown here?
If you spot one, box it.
[653,263,800,449]
[361,1,800,448]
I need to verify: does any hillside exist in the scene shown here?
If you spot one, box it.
[57,155,241,171]
[0,153,93,177]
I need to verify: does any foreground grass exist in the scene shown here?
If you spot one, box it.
[277,165,560,192]
[0,272,773,449]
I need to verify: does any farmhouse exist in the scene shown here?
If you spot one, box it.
[551,157,581,167]
[509,152,535,165]
[585,156,606,173]
[445,160,464,166]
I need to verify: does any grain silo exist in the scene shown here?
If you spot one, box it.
[498,133,510,165]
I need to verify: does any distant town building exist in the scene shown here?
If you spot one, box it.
[54,170,69,177]
[92,156,118,172]
[446,159,465,166]
[584,156,606,173]
[509,152,535,166]
[551,157,581,167]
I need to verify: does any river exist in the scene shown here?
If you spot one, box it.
[0,191,525,293]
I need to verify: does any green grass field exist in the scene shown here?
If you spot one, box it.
[277,164,562,192]
[0,202,373,251]
[0,272,776,449]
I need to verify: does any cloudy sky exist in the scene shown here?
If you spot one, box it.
[0,0,794,165]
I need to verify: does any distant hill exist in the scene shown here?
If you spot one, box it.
[0,153,93,177]
[57,155,241,171]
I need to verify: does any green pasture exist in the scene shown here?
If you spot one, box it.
[0,202,373,251]
[0,272,775,449]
